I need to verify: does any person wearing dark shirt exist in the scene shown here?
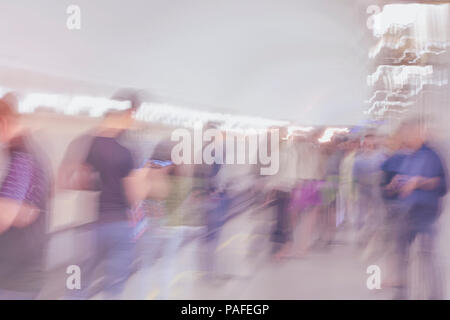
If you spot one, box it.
[65,91,149,299]
[0,96,52,299]
[381,153,407,200]
[387,118,447,299]
[398,144,447,223]
[86,134,135,223]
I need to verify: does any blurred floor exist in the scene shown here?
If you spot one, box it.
[40,199,450,300]
[116,208,427,300]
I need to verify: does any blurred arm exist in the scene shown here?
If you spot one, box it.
[414,176,441,191]
[57,163,98,191]
[0,199,39,233]
[0,199,21,233]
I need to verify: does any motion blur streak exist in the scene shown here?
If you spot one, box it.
[0,0,449,300]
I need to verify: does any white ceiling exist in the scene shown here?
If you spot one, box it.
[0,0,371,126]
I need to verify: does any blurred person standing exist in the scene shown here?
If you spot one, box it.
[193,123,231,280]
[0,95,52,299]
[388,118,447,299]
[284,130,324,258]
[140,138,200,299]
[63,91,157,299]
[337,138,359,230]
[319,135,346,247]
[265,127,298,259]
[352,133,386,250]
[379,126,409,288]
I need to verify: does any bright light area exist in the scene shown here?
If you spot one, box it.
[1,87,289,132]
[372,4,449,38]
[286,125,314,138]
[367,65,434,87]
[318,127,349,143]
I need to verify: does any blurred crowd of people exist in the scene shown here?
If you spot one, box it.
[263,118,447,299]
[0,90,447,300]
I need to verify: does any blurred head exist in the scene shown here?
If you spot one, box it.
[102,109,134,131]
[362,133,376,151]
[1,92,19,111]
[340,137,357,152]
[384,126,404,151]
[349,138,360,151]
[398,117,425,150]
[334,135,348,149]
[111,88,143,113]
[103,88,144,131]
[0,94,20,143]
